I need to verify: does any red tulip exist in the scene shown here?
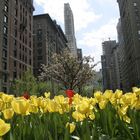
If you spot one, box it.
[65,89,74,104]
[65,89,74,98]
[23,91,30,99]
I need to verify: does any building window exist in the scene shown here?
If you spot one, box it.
[2,87,7,93]
[3,74,7,83]
[29,59,32,65]
[15,9,18,17]
[14,29,17,37]
[14,19,17,26]
[23,35,24,43]
[14,39,17,46]
[2,50,7,58]
[29,50,31,55]
[19,53,21,60]
[134,3,137,6]
[13,72,17,79]
[4,5,8,12]
[14,61,17,67]
[19,63,21,69]
[22,54,24,61]
[25,11,27,16]
[37,49,42,54]
[37,56,42,60]
[25,37,27,45]
[138,30,140,35]
[29,41,31,48]
[25,56,27,63]
[20,34,22,40]
[29,24,31,31]
[22,45,24,51]
[4,15,8,23]
[3,37,7,46]
[3,62,7,70]
[14,50,17,57]
[3,26,8,35]
[38,42,42,47]
[20,5,22,10]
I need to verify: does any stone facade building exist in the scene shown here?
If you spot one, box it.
[33,14,68,77]
[117,0,140,91]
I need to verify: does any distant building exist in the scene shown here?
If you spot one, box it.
[93,69,103,91]
[0,0,34,93]
[77,48,82,61]
[33,14,68,77]
[64,3,77,57]
[117,0,140,91]
[101,40,120,91]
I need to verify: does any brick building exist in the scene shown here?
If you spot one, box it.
[0,0,34,92]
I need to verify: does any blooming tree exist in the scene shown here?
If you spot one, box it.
[39,49,96,91]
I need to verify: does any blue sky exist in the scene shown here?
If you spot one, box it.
[33,0,120,70]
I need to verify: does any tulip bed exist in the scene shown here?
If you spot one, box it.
[0,87,140,140]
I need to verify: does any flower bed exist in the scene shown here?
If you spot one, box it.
[0,87,140,140]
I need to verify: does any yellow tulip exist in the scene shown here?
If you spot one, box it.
[134,99,140,110]
[109,94,117,106]
[0,119,10,136]
[89,112,95,120]
[30,96,39,107]
[11,99,30,115]
[46,100,58,113]
[29,104,38,113]
[89,98,97,106]
[66,122,76,133]
[132,87,140,96]
[120,93,137,107]
[94,91,102,101]
[3,108,14,120]
[72,111,86,122]
[104,90,113,99]
[118,106,128,116]
[0,99,4,111]
[123,115,131,124]
[115,89,123,99]
[1,94,14,103]
[99,100,108,109]
[77,100,90,114]
[54,95,65,104]
[72,94,82,105]
[44,92,51,98]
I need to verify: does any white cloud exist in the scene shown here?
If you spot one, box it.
[34,0,101,31]
[78,18,118,70]
[97,0,116,5]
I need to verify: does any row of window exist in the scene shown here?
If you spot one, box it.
[14,38,32,50]
[1,1,9,86]
[13,60,29,70]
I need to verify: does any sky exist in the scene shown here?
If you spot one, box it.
[33,0,120,71]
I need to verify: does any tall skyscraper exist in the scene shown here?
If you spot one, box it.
[0,0,34,93]
[117,0,140,91]
[64,3,77,56]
